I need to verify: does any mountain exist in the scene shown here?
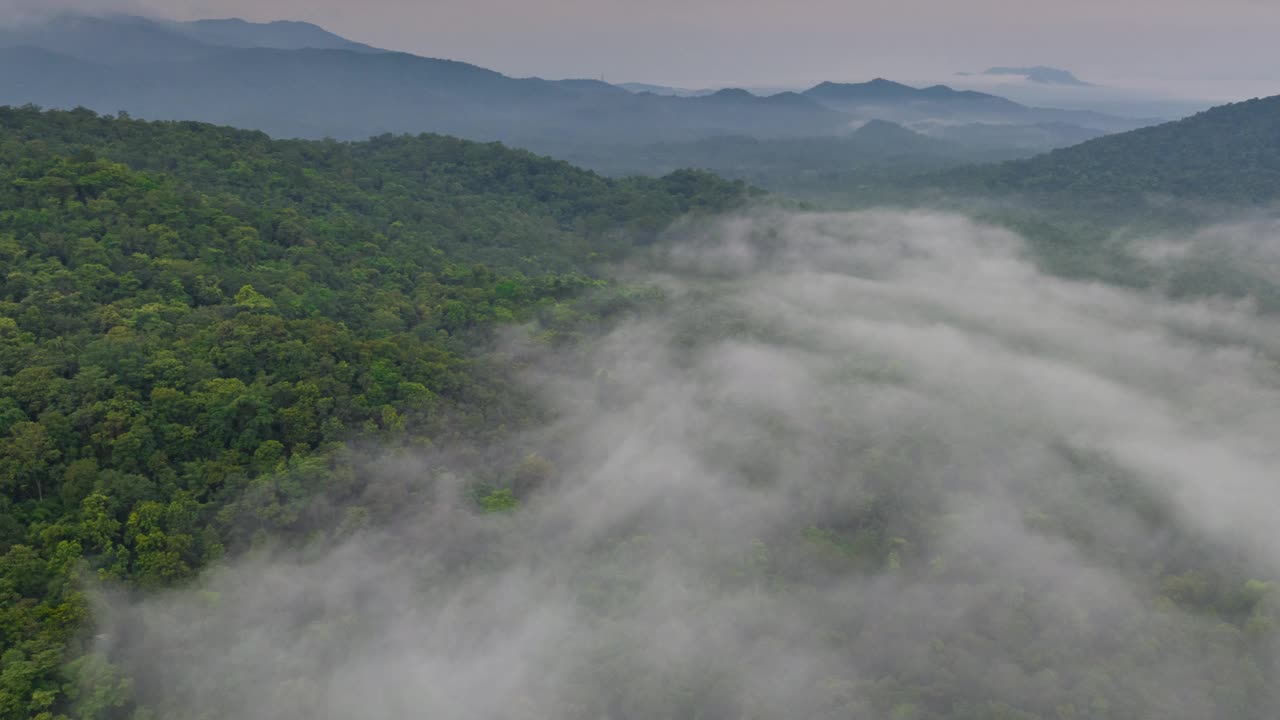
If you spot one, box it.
[981,66,1090,86]
[619,82,717,97]
[0,13,1154,157]
[0,15,852,144]
[801,78,1147,132]
[806,78,1021,106]
[0,13,378,64]
[930,94,1280,203]
[0,14,216,64]
[913,120,1108,151]
[0,46,116,101]
[553,119,1035,196]
[173,18,381,52]
[0,45,851,143]
[6,105,1280,720]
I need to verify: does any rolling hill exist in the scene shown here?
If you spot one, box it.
[554,119,1029,191]
[802,78,1147,131]
[929,93,1280,203]
[0,105,751,718]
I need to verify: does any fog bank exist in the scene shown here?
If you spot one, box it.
[90,210,1280,719]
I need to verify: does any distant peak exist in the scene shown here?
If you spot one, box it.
[807,78,914,91]
[981,66,1089,86]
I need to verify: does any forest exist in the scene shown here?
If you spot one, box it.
[0,106,749,719]
[898,95,1280,207]
[2,93,1280,719]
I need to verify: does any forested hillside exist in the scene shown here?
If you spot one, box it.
[553,120,1024,190]
[927,94,1280,204]
[0,107,748,719]
[4,104,1280,720]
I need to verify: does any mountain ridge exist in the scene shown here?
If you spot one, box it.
[915,94,1280,203]
[0,13,1151,154]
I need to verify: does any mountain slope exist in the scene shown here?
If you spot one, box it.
[802,78,1148,132]
[0,14,215,64]
[0,46,116,100]
[805,78,1022,108]
[0,106,750,719]
[932,94,1280,202]
[0,14,378,64]
[550,119,1038,198]
[174,18,381,52]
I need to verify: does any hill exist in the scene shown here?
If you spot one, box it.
[554,119,1033,194]
[619,82,716,97]
[916,120,1108,152]
[3,106,1280,720]
[0,106,749,719]
[927,94,1280,204]
[802,78,1146,131]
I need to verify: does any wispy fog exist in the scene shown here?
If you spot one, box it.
[89,211,1280,718]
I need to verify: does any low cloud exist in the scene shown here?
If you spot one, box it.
[90,210,1280,719]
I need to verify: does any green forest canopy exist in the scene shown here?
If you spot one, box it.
[922,94,1280,204]
[1,105,1278,720]
[0,106,750,720]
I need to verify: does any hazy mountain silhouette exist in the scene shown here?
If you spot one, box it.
[981,66,1090,86]
[802,78,1145,131]
[174,18,382,52]
[0,14,1148,150]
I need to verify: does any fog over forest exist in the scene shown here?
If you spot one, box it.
[2,3,1279,716]
[91,211,1280,719]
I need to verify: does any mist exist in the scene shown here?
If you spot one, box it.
[87,210,1280,719]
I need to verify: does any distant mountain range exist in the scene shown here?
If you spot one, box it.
[0,15,846,143]
[0,13,1156,154]
[0,14,378,64]
[618,83,716,97]
[969,67,1091,86]
[802,79,1135,130]
[557,118,1019,181]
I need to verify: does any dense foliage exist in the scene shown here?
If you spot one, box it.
[0,106,749,719]
[551,121,1031,197]
[3,102,1279,720]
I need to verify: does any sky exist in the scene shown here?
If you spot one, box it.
[18,0,1280,100]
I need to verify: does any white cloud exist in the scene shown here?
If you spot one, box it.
[89,210,1280,719]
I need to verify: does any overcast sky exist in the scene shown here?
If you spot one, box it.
[23,0,1280,99]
